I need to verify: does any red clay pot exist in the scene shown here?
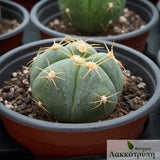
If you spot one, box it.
[0,0,29,55]
[31,0,159,53]
[0,38,160,159]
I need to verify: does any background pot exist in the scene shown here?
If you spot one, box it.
[11,0,39,11]
[157,50,160,67]
[0,0,29,55]
[149,0,158,5]
[0,38,160,159]
[157,0,160,12]
[155,0,160,66]
[30,0,159,53]
[143,0,160,62]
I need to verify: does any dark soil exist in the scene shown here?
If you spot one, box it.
[47,8,145,36]
[0,66,149,122]
[0,19,20,35]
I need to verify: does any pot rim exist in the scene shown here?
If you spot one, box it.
[0,0,30,40]
[0,38,160,132]
[157,0,160,12]
[30,0,159,41]
[157,50,160,67]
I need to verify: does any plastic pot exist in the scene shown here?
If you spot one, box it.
[157,51,160,67]
[149,0,159,5]
[157,0,160,12]
[0,38,160,159]
[156,1,160,67]
[0,0,29,55]
[11,0,39,11]
[30,0,159,53]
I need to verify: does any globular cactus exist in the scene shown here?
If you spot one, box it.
[30,37,124,123]
[58,0,126,34]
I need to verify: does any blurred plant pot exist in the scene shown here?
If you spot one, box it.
[0,38,160,159]
[0,0,29,55]
[156,1,160,67]
[149,0,159,5]
[11,0,39,11]
[157,50,160,67]
[30,0,159,53]
[157,0,160,12]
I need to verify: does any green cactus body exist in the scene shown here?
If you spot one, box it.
[30,39,124,123]
[58,0,126,34]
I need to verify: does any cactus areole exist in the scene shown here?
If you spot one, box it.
[30,38,124,123]
[58,0,126,34]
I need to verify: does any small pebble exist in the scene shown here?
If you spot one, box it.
[22,79,29,85]
[23,70,29,74]
[12,72,18,77]
[113,26,121,34]
[119,16,127,23]
[54,19,60,26]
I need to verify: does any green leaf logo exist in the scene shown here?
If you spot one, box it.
[127,141,134,150]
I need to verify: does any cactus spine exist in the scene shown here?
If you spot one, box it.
[58,0,126,34]
[30,37,124,123]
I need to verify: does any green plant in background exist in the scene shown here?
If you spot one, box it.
[30,37,124,123]
[58,0,126,34]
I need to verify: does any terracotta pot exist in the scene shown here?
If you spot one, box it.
[0,0,29,55]
[0,38,160,159]
[30,0,159,53]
